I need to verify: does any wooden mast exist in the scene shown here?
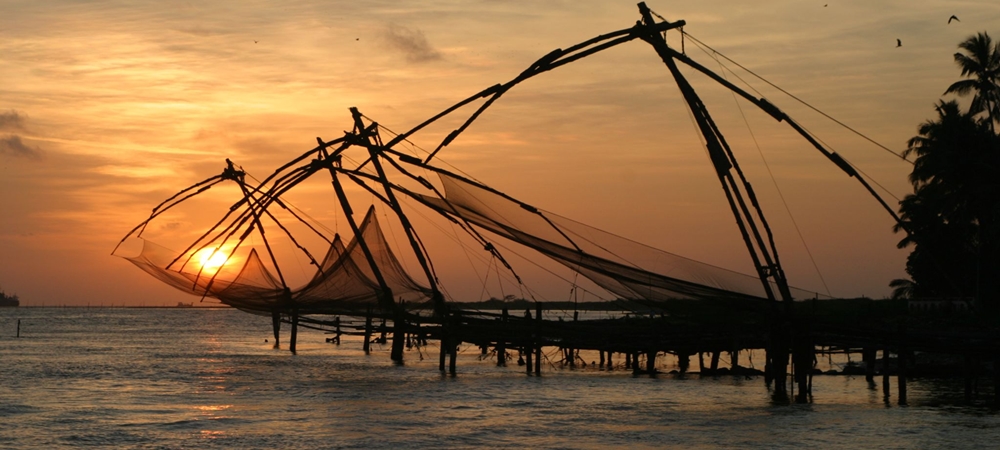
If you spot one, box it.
[347,108,446,362]
[636,2,796,400]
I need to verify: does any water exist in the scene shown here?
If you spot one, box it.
[2,308,999,449]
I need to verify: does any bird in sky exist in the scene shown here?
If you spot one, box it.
[896,38,902,47]
[948,15,959,24]
[254,40,258,43]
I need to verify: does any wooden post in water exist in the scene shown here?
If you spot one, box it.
[599,350,606,368]
[646,350,657,375]
[625,352,632,370]
[497,308,508,367]
[898,324,907,405]
[333,316,341,345]
[271,311,281,348]
[448,339,458,376]
[678,351,690,374]
[524,309,533,375]
[363,308,373,355]
[534,303,542,376]
[863,347,876,383]
[882,347,891,400]
[439,311,448,372]
[710,351,720,375]
[698,352,705,373]
[391,301,406,362]
[16,319,20,338]
[289,308,299,355]
[439,339,447,372]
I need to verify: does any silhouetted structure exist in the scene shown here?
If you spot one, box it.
[114,3,1000,405]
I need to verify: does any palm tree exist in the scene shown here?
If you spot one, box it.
[897,100,999,302]
[889,278,915,300]
[943,32,1000,127]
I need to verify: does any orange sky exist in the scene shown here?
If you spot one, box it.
[2,0,999,306]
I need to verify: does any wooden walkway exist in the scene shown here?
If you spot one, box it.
[276,298,1000,405]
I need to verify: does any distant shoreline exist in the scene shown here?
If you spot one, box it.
[9,305,233,309]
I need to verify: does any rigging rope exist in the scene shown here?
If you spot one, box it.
[700,46,833,297]
[684,33,904,204]
[680,31,912,165]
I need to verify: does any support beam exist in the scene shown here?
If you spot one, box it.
[271,311,281,349]
[290,309,299,355]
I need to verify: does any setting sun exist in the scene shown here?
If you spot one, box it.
[196,248,229,273]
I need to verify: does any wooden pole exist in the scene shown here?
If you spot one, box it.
[898,324,907,405]
[391,301,405,362]
[534,303,542,375]
[646,350,657,374]
[882,348,891,400]
[363,308,372,355]
[449,340,458,376]
[290,309,299,355]
[271,311,280,348]
[16,319,20,338]
[524,309,533,375]
[863,346,876,383]
[599,350,606,368]
[439,339,447,372]
[333,316,341,345]
[497,308,508,367]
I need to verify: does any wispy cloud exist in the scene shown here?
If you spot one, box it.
[0,110,27,131]
[0,110,44,160]
[381,23,442,63]
[0,135,45,160]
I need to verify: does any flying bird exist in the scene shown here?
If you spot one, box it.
[254,40,258,43]
[896,38,902,47]
[948,15,959,24]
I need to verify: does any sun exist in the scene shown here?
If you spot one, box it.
[196,247,229,272]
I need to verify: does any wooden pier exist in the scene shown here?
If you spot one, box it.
[279,297,1000,405]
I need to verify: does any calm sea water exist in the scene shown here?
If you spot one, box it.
[1,308,999,449]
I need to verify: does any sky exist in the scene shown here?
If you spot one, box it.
[2,0,999,306]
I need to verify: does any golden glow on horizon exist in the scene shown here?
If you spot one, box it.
[195,248,229,274]
[3,0,1000,306]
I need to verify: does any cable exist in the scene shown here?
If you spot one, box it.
[682,31,912,165]
[706,50,833,297]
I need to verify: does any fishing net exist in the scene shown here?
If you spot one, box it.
[420,170,820,303]
[123,206,432,313]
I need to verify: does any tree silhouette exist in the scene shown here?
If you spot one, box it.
[896,38,1000,308]
[943,32,1000,128]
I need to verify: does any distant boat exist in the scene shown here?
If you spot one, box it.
[0,289,20,307]
[176,302,194,308]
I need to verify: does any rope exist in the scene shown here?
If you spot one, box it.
[704,45,833,297]
[681,31,912,164]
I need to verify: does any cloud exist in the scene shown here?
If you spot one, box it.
[0,135,45,160]
[0,110,26,132]
[382,24,442,63]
